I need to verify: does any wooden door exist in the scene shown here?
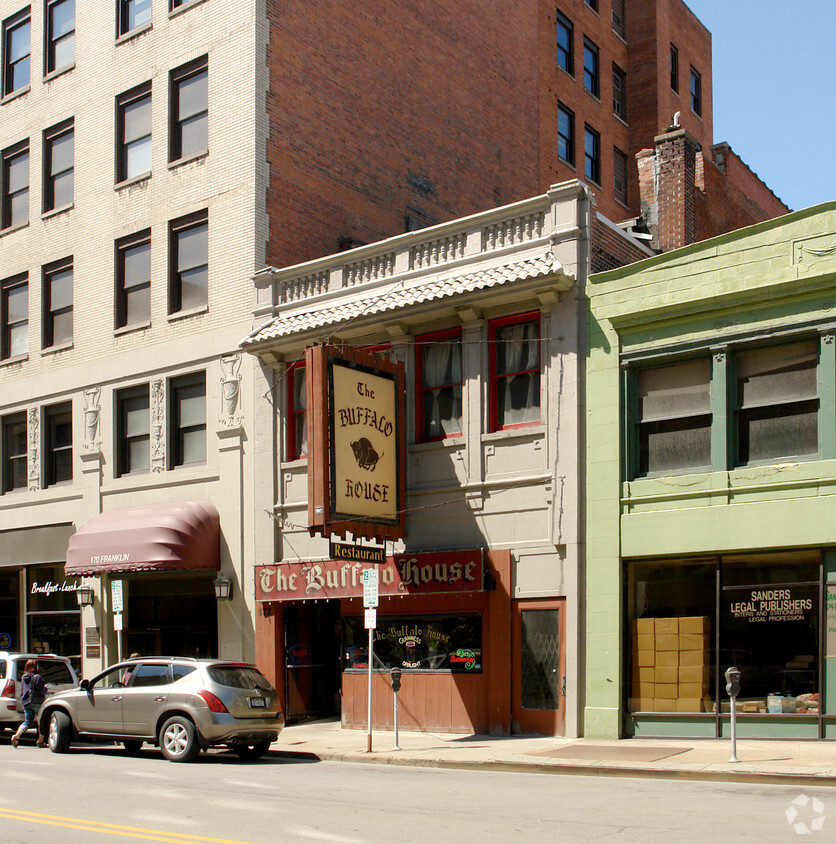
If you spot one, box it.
[512,599,565,735]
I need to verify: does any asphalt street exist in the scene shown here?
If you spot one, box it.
[0,740,831,843]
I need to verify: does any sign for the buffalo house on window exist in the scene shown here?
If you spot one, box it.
[306,344,406,542]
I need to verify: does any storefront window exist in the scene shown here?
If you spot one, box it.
[627,559,716,714]
[627,552,821,718]
[722,553,819,712]
[343,613,482,673]
[26,563,81,668]
[0,569,20,650]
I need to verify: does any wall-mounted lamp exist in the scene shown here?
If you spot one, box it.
[76,585,95,607]
[260,602,273,618]
[213,574,233,602]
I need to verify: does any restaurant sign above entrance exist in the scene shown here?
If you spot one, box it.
[255,549,484,602]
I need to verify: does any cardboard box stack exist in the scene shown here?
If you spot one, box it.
[630,616,710,713]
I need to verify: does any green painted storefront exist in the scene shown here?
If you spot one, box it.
[585,203,836,739]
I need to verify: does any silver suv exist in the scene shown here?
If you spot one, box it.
[39,656,283,762]
[0,652,78,731]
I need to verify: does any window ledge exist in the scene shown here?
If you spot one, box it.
[167,305,208,322]
[584,89,602,103]
[1,85,30,105]
[481,424,544,443]
[169,0,210,19]
[42,203,74,221]
[557,157,577,172]
[614,113,628,128]
[43,63,75,83]
[114,320,151,337]
[42,341,74,356]
[0,353,28,367]
[411,436,465,451]
[0,221,30,238]
[115,173,152,191]
[556,66,575,83]
[115,22,153,45]
[168,149,208,170]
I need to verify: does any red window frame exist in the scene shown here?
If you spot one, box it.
[415,327,463,442]
[488,311,541,432]
[287,360,307,460]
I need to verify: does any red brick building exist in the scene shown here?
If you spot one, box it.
[267,0,788,268]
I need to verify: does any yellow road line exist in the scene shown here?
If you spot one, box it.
[0,808,257,844]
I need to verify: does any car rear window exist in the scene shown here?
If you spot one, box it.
[15,659,74,685]
[207,665,271,691]
[0,662,6,680]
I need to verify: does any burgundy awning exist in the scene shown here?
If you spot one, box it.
[65,501,220,576]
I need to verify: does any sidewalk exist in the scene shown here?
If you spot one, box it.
[271,718,836,786]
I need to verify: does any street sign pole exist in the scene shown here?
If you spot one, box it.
[362,569,379,753]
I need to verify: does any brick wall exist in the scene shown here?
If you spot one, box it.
[590,215,648,274]
[265,0,541,267]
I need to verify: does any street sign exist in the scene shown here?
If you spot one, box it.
[364,608,377,629]
[362,569,379,608]
[111,580,124,613]
[114,612,123,632]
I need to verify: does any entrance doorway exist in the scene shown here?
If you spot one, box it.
[284,601,341,722]
[512,599,566,735]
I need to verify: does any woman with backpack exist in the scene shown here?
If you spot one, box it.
[11,659,49,748]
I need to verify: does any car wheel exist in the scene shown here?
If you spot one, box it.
[123,740,143,755]
[234,740,272,761]
[159,716,200,763]
[48,711,72,753]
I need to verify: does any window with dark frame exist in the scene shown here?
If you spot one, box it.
[44,402,72,486]
[43,119,73,212]
[611,0,625,38]
[489,312,541,431]
[583,38,599,97]
[736,341,818,466]
[116,83,151,183]
[690,66,702,115]
[635,359,712,478]
[42,258,72,348]
[612,64,626,120]
[169,0,190,9]
[115,230,151,328]
[118,0,151,37]
[555,11,573,75]
[613,146,628,205]
[670,44,679,92]
[1,412,27,493]
[584,0,598,10]
[169,211,207,313]
[416,328,463,442]
[584,124,600,184]
[116,384,150,476]
[2,8,30,96]
[45,0,74,74]
[628,339,824,480]
[557,102,575,166]
[287,361,307,460]
[169,371,206,467]
[2,142,29,229]
[1,274,27,360]
[170,56,208,162]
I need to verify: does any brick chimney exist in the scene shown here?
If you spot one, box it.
[637,127,699,252]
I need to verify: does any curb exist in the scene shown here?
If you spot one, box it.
[269,749,836,787]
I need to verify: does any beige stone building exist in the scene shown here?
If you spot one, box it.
[0,0,268,674]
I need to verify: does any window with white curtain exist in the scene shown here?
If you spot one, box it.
[490,314,540,431]
[416,328,462,441]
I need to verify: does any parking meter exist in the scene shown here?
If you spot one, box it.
[725,666,741,763]
[391,667,402,693]
[725,666,741,698]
